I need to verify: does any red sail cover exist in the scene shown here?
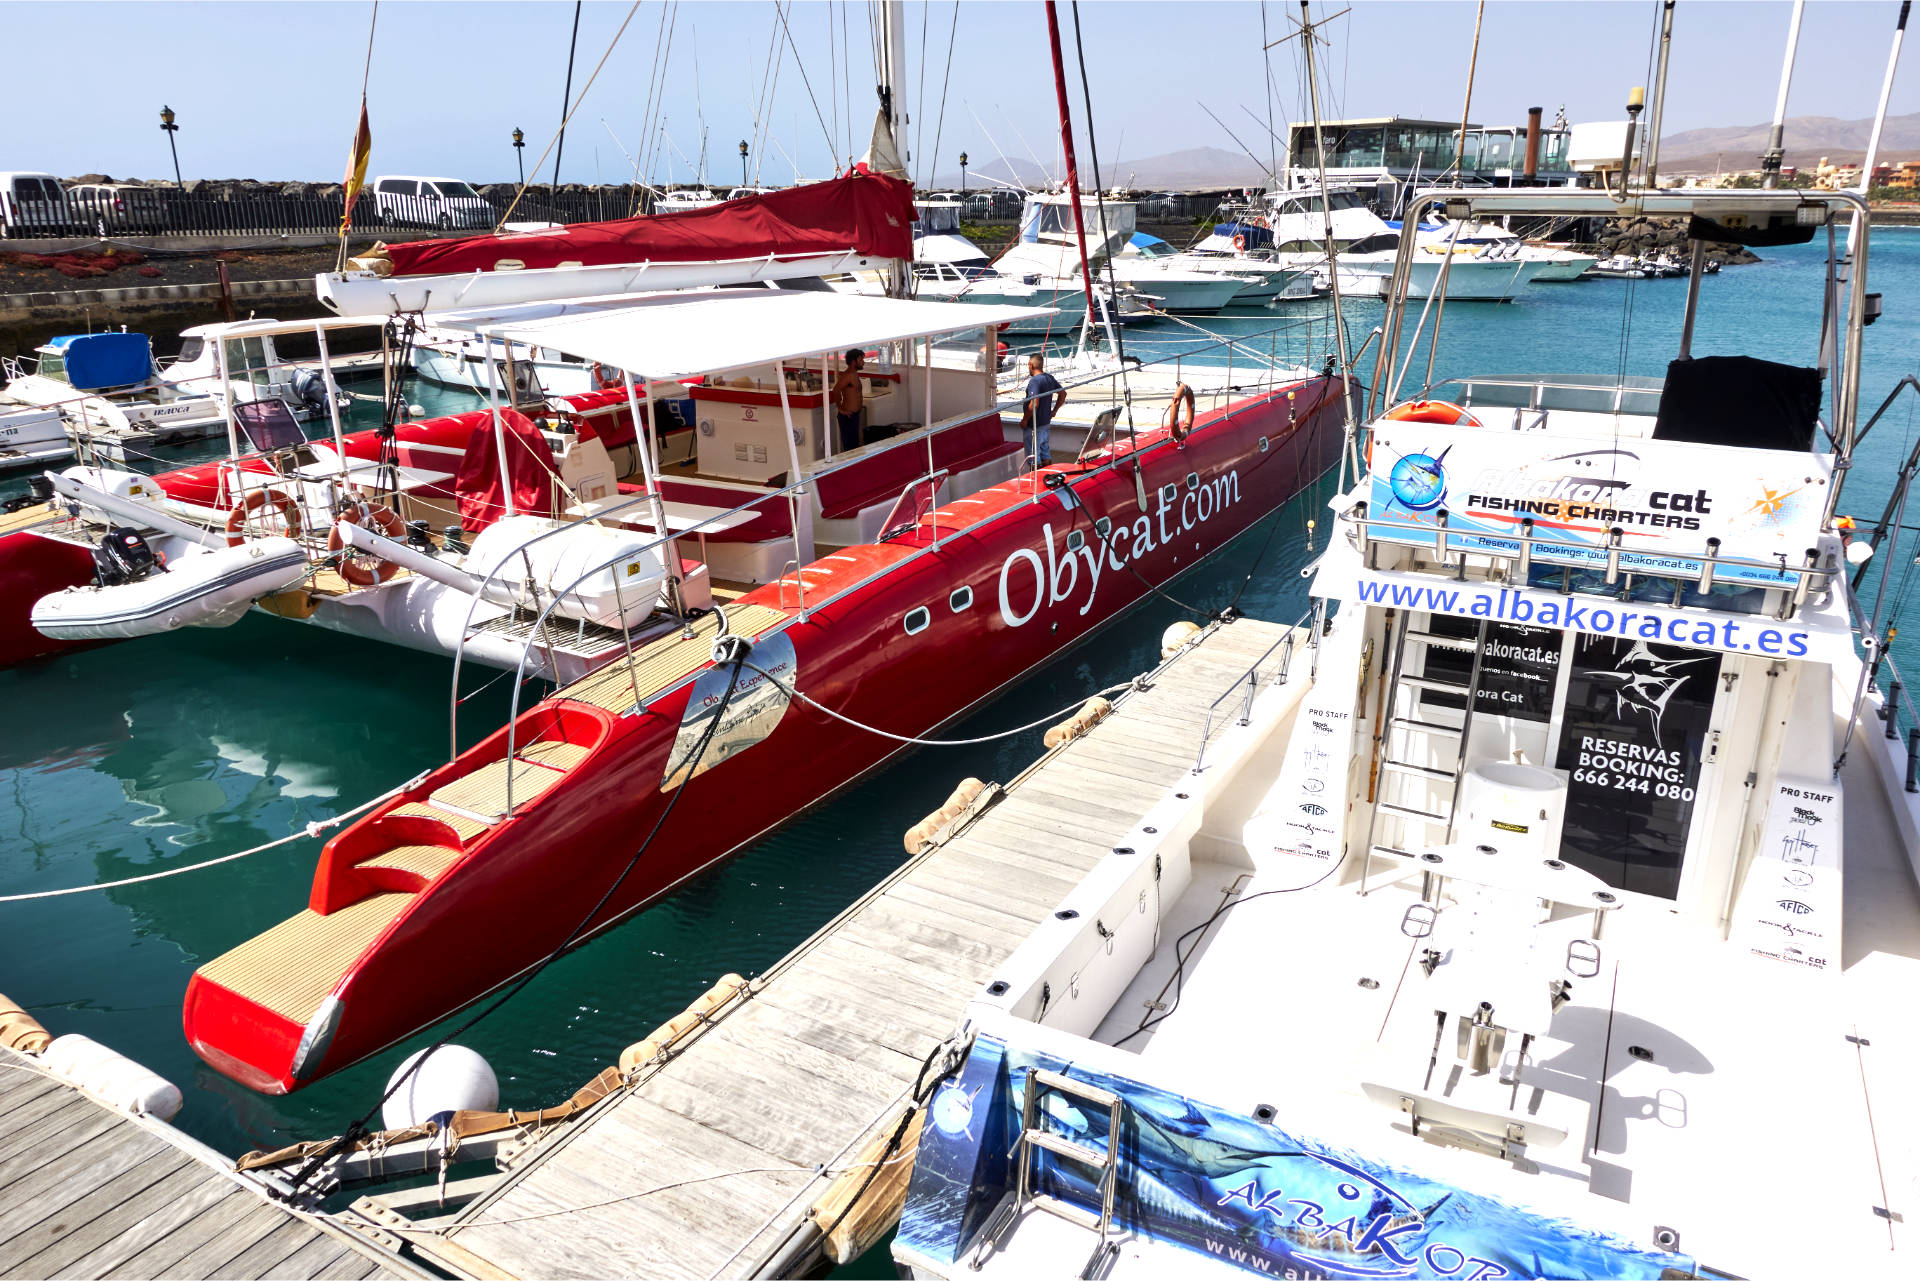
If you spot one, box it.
[382,173,917,277]
[453,409,558,532]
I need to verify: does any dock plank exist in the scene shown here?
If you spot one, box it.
[411,619,1289,1280]
[0,1049,414,1281]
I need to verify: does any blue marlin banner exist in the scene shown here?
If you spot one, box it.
[897,1035,1695,1279]
[1368,425,1831,589]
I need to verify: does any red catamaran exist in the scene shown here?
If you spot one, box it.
[169,178,1348,1091]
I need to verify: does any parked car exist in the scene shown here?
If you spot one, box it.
[0,172,76,236]
[68,183,168,235]
[370,175,493,230]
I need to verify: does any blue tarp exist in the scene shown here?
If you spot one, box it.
[47,333,153,391]
[1130,233,1170,251]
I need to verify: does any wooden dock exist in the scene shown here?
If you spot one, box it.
[357,616,1298,1279]
[0,1047,419,1280]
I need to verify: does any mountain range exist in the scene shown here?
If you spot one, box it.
[927,113,1920,190]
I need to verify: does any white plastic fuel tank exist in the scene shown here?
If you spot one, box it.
[462,514,669,630]
[41,1034,184,1120]
[1458,761,1568,861]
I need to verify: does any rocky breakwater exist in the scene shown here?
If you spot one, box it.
[1595,215,1760,265]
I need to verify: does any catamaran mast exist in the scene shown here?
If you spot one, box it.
[878,0,912,298]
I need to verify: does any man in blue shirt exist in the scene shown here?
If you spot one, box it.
[1020,354,1067,467]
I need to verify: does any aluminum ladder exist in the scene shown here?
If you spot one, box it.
[1360,611,1491,892]
[974,1067,1125,1275]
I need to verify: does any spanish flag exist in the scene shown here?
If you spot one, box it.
[340,97,372,235]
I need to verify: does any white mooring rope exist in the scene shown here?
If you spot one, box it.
[0,771,428,903]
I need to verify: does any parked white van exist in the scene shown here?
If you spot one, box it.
[0,172,75,235]
[370,176,492,230]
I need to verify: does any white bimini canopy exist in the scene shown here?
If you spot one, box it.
[431,290,1053,382]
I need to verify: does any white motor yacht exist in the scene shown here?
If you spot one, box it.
[3,332,225,463]
[1198,184,1543,301]
[997,193,1246,314]
[894,185,1917,1281]
[1120,233,1316,304]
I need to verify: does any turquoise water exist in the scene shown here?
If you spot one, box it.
[2,235,1915,1175]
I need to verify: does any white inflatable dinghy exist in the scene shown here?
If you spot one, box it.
[31,536,309,641]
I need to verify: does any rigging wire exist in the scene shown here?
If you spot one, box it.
[288,642,754,1196]
[496,0,646,229]
[914,0,930,185]
[552,1,585,190]
[771,0,841,169]
[924,1,960,193]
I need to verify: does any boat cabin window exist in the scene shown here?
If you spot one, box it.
[1276,190,1367,217]
[904,606,931,635]
[175,337,205,364]
[917,204,962,235]
[949,586,972,613]
[36,350,68,383]
[1344,232,1400,255]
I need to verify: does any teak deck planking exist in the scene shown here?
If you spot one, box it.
[377,618,1295,1280]
[0,1047,418,1281]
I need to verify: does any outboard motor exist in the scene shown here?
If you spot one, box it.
[290,368,334,411]
[93,527,160,587]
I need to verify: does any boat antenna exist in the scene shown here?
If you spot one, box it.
[1447,0,1485,184]
[1854,2,1910,235]
[553,1,583,189]
[1642,1,1676,187]
[1274,3,1360,478]
[1761,0,1806,187]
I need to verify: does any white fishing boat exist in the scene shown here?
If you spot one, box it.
[997,193,1246,314]
[2,332,226,463]
[1119,233,1316,304]
[410,325,599,398]
[0,402,72,473]
[1197,185,1543,301]
[894,183,1919,1281]
[160,323,360,420]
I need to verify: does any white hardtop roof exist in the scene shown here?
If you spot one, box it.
[431,288,1053,382]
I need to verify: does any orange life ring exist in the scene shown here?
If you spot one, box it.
[224,488,302,547]
[1382,399,1481,427]
[327,504,406,586]
[592,361,624,392]
[1232,232,1249,252]
[1166,383,1197,442]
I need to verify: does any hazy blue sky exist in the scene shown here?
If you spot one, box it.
[7,1,1916,185]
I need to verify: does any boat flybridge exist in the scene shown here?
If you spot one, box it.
[894,185,1920,1280]
[997,192,1251,314]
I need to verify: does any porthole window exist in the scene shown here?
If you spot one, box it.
[1160,483,1177,504]
[1186,472,1200,491]
[1094,517,1112,538]
[949,586,972,612]
[1258,435,1270,453]
[904,606,931,635]
[1066,530,1085,552]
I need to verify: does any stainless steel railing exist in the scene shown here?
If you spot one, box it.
[1192,610,1315,774]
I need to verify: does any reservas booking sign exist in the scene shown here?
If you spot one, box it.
[1368,426,1833,587]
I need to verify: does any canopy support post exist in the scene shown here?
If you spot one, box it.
[626,373,683,617]
[484,336,516,520]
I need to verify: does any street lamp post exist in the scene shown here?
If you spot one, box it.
[513,127,526,186]
[739,140,749,188]
[960,151,968,195]
[159,106,182,188]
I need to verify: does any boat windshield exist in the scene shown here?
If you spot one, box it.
[35,351,69,384]
[1276,190,1368,216]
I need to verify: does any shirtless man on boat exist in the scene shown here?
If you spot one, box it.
[833,348,865,452]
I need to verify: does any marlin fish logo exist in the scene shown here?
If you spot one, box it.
[1381,443,1452,514]
[1588,641,1713,738]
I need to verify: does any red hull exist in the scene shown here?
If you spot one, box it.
[183,377,1350,1092]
